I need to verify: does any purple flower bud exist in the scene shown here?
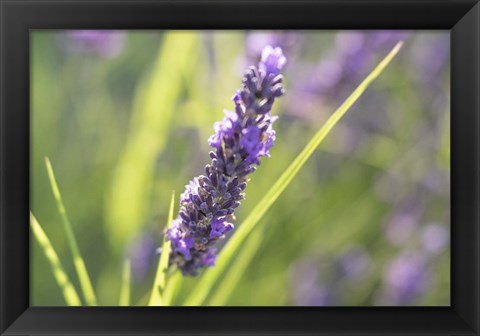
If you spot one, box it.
[208,110,239,149]
[209,217,234,238]
[167,46,286,276]
[168,222,195,260]
[241,126,263,164]
[259,46,287,75]
[180,178,200,204]
[200,248,218,267]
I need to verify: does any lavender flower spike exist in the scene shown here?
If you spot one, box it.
[167,46,286,276]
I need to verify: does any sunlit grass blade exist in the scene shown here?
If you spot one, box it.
[207,229,263,306]
[118,259,131,306]
[105,32,199,254]
[30,212,82,306]
[148,190,176,306]
[45,157,97,306]
[163,271,183,306]
[185,41,404,306]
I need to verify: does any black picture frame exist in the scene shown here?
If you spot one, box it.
[1,0,479,335]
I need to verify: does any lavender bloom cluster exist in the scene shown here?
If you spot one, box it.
[167,46,287,276]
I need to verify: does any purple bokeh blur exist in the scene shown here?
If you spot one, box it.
[283,30,449,306]
[127,233,158,283]
[381,251,429,305]
[60,30,126,58]
[290,259,335,306]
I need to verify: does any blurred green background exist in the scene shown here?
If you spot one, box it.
[30,30,450,306]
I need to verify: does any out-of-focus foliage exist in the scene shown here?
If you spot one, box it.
[31,30,450,306]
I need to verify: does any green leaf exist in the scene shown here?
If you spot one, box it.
[207,228,263,306]
[30,212,82,306]
[45,157,97,306]
[118,259,131,306]
[105,32,199,254]
[148,190,176,306]
[184,41,404,306]
[163,270,183,306]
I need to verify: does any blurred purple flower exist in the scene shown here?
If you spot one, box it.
[246,31,301,61]
[384,198,423,246]
[127,234,158,282]
[297,286,333,306]
[421,223,449,254]
[303,30,408,102]
[61,30,126,58]
[422,169,449,195]
[260,45,287,75]
[410,34,450,82]
[167,46,286,276]
[338,247,371,280]
[290,259,334,306]
[382,251,429,305]
[385,213,418,246]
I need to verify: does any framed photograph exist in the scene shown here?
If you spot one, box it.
[1,0,479,335]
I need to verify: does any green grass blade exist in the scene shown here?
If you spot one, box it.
[148,190,176,306]
[163,270,183,306]
[185,41,404,306]
[118,259,131,306]
[207,229,263,306]
[30,212,82,306]
[45,157,98,306]
[105,32,198,254]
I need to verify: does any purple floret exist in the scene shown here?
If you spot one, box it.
[167,45,287,276]
[260,46,287,75]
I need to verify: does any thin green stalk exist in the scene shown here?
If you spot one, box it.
[118,259,131,306]
[185,42,404,306]
[45,157,97,306]
[207,229,263,306]
[163,271,183,306]
[105,33,199,254]
[148,190,176,306]
[30,212,82,306]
